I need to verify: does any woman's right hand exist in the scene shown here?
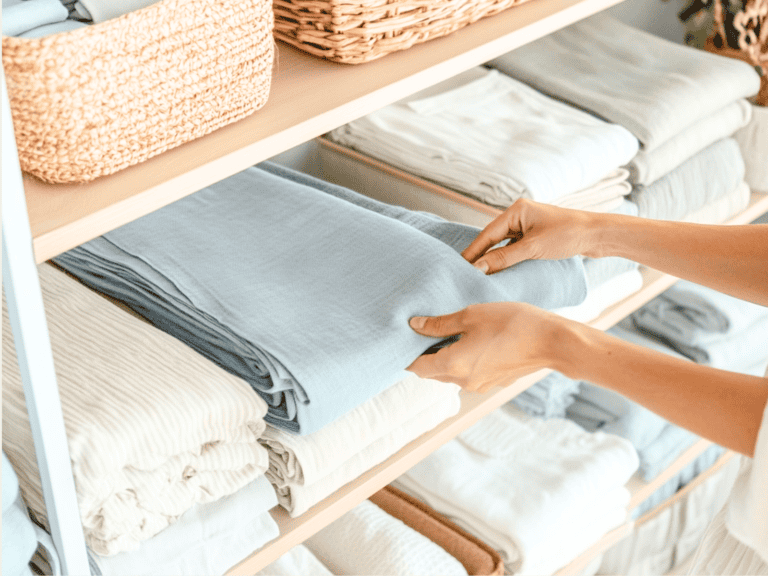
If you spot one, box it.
[463,198,603,274]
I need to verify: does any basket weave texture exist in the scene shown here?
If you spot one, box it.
[273,0,534,64]
[2,0,275,184]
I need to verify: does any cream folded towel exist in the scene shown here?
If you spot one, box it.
[305,499,468,576]
[3,265,270,555]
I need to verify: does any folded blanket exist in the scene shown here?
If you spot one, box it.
[735,103,768,192]
[549,168,631,213]
[256,545,333,576]
[2,265,270,556]
[305,499,468,576]
[91,476,279,576]
[54,162,586,435]
[18,19,89,38]
[393,407,638,575]
[1,0,68,36]
[629,138,745,221]
[486,13,761,152]
[629,100,752,185]
[267,377,461,516]
[681,180,751,226]
[73,0,160,22]
[2,454,38,576]
[631,280,768,369]
[555,268,644,324]
[328,67,638,209]
[508,371,581,419]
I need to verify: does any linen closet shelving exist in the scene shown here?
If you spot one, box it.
[3,0,768,573]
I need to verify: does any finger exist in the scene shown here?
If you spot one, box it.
[409,311,465,338]
[474,239,533,275]
[461,209,523,264]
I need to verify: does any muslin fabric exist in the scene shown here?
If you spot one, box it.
[1,0,68,36]
[486,13,760,151]
[393,406,638,575]
[328,67,638,209]
[256,545,333,576]
[90,476,279,576]
[54,162,586,435]
[734,102,768,192]
[305,499,468,576]
[680,180,751,226]
[2,265,270,556]
[628,100,752,185]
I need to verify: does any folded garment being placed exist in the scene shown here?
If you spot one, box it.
[305,499,468,576]
[631,280,768,370]
[73,0,160,22]
[90,476,279,576]
[487,13,760,152]
[54,162,586,435]
[628,100,752,185]
[629,138,745,221]
[328,67,638,209]
[393,407,638,575]
[1,0,69,36]
[265,376,461,516]
[256,545,334,576]
[3,265,270,556]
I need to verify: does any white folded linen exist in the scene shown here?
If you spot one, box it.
[328,67,638,209]
[734,102,768,193]
[73,0,160,22]
[681,180,751,225]
[549,168,631,212]
[18,19,89,38]
[629,138,745,221]
[256,545,334,576]
[554,268,644,324]
[265,376,461,516]
[91,476,279,576]
[393,406,638,575]
[2,265,270,555]
[305,499,468,576]
[1,0,68,36]
[487,13,761,152]
[629,100,752,185]
[3,454,38,576]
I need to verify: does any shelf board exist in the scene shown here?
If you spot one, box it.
[24,0,626,264]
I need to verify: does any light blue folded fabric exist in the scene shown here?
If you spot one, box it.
[1,0,69,36]
[2,453,38,576]
[628,138,745,221]
[486,13,761,152]
[55,162,586,435]
[509,371,581,419]
[18,19,89,38]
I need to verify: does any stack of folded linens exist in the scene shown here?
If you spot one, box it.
[488,13,760,224]
[1,0,87,37]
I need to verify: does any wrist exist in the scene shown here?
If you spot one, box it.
[546,316,595,379]
[580,211,621,259]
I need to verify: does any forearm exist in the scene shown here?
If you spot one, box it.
[552,320,768,457]
[587,215,768,306]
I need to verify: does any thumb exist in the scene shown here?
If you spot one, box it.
[409,310,465,338]
[474,240,532,275]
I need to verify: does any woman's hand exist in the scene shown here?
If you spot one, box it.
[463,198,602,274]
[406,302,567,393]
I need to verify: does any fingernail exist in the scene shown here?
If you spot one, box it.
[473,260,489,274]
[410,316,426,330]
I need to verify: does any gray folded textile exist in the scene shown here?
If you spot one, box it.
[486,13,761,152]
[55,162,586,435]
[2,0,69,36]
[508,371,581,419]
[629,139,745,221]
[18,19,89,38]
[628,100,752,185]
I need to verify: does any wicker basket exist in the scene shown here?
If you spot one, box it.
[273,0,534,64]
[2,0,275,184]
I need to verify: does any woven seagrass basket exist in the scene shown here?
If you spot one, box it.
[2,0,275,184]
[273,0,534,64]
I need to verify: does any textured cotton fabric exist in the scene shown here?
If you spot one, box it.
[1,0,68,36]
[54,162,585,435]
[628,138,745,221]
[91,476,278,576]
[256,545,333,576]
[554,268,644,323]
[681,180,751,226]
[2,265,270,555]
[393,406,638,575]
[328,67,638,209]
[487,13,760,152]
[305,499,468,576]
[734,102,768,192]
[628,100,752,185]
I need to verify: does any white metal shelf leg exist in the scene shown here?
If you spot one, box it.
[2,71,91,575]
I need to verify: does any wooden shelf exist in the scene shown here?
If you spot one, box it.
[24,0,626,264]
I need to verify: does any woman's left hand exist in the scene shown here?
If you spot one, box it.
[406,302,565,393]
